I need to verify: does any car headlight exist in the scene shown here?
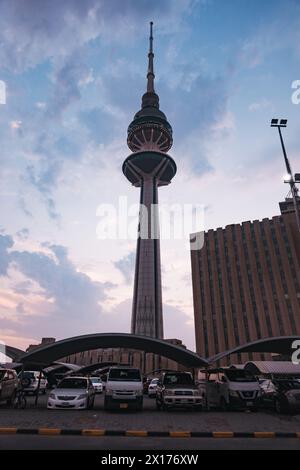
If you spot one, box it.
[229,390,239,397]
[49,393,56,399]
[136,390,143,396]
[105,388,113,395]
[78,394,88,400]
[193,390,201,396]
[163,389,174,395]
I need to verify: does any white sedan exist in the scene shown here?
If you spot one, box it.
[47,377,95,410]
[90,377,103,393]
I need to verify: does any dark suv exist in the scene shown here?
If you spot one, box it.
[156,371,203,410]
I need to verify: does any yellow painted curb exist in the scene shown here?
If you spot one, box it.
[82,429,105,436]
[213,432,234,438]
[0,428,17,434]
[254,432,275,438]
[38,428,61,435]
[169,431,191,438]
[125,430,148,437]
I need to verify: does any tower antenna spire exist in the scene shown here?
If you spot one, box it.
[147,21,155,93]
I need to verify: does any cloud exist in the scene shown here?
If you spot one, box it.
[0,234,13,276]
[248,98,272,112]
[15,228,30,241]
[164,303,195,350]
[0,0,196,73]
[114,251,135,284]
[0,232,114,340]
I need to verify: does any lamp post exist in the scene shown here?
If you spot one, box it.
[271,119,300,234]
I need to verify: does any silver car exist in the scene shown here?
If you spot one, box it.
[262,379,300,414]
[47,377,95,409]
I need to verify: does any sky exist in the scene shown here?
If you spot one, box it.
[0,0,300,354]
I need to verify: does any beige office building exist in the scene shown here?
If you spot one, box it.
[190,198,300,364]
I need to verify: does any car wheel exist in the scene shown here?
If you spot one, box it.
[104,396,110,411]
[7,391,15,406]
[275,399,287,414]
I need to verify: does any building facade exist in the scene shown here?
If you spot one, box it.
[191,198,300,364]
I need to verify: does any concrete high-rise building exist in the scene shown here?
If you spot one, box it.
[190,198,300,364]
[123,23,176,338]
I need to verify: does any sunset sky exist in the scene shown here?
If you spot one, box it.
[0,0,300,354]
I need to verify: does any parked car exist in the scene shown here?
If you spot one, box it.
[261,379,300,414]
[90,376,103,393]
[259,378,276,398]
[143,377,152,395]
[47,376,95,409]
[104,367,143,410]
[18,371,48,394]
[202,367,262,411]
[156,371,203,410]
[0,368,19,404]
[148,378,159,398]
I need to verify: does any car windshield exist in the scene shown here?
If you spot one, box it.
[58,378,88,389]
[91,378,101,383]
[108,369,141,382]
[225,370,256,382]
[151,379,159,384]
[163,373,194,385]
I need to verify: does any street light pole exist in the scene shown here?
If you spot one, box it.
[271,119,300,234]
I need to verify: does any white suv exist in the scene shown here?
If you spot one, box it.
[104,367,143,410]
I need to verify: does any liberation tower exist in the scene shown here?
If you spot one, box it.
[123,22,176,338]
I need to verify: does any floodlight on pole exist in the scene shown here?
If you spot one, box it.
[271,118,300,233]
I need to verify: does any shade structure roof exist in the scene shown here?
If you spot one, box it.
[208,336,300,364]
[18,333,208,369]
[244,361,300,376]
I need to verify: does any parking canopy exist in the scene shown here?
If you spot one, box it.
[18,333,209,369]
[245,361,300,377]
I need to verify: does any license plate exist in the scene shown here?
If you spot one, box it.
[62,402,70,406]
[246,401,253,406]
[120,403,128,409]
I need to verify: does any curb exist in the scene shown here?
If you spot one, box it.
[0,428,299,438]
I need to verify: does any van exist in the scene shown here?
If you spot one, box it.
[201,367,262,410]
[104,367,143,410]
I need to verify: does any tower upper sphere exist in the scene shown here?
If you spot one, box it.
[127,22,173,154]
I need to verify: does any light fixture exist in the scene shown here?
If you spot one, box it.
[283,173,292,183]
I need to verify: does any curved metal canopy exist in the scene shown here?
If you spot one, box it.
[19,333,208,368]
[208,336,300,364]
[1,345,25,362]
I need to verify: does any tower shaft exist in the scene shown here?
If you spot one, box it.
[131,176,163,337]
[123,23,176,340]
